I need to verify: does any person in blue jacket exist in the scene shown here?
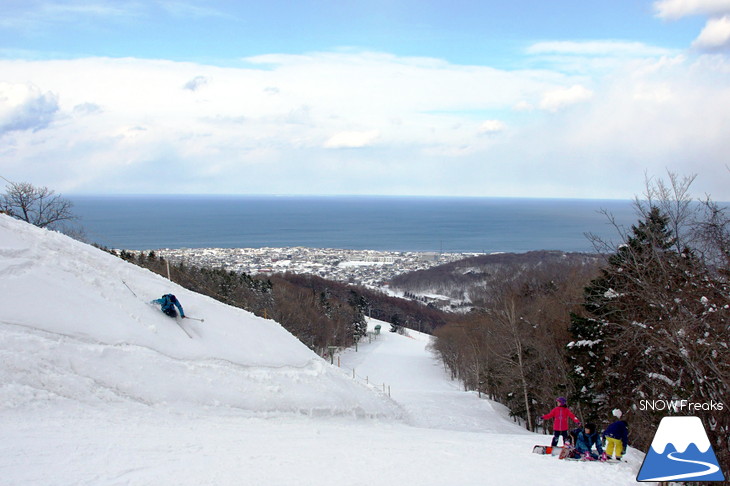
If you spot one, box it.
[153,294,185,318]
[572,423,604,460]
[603,409,629,460]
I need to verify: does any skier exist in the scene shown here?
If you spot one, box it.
[541,397,581,447]
[603,409,629,460]
[152,294,185,318]
[571,423,604,460]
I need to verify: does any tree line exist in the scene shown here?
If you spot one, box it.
[430,256,598,430]
[111,249,450,354]
[391,250,601,310]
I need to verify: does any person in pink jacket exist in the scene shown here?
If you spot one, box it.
[542,397,581,447]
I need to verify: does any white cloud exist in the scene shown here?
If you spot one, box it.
[505,54,730,198]
[72,102,103,116]
[0,1,227,32]
[478,120,507,134]
[0,1,139,30]
[0,82,59,133]
[183,75,209,91]
[654,0,730,19]
[693,15,730,47]
[525,40,678,76]
[323,130,380,149]
[539,85,594,112]
[528,41,673,58]
[1,50,729,199]
[514,101,534,111]
[654,0,730,50]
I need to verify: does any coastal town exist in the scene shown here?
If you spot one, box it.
[150,246,476,289]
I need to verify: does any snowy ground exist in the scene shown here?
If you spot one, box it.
[0,215,648,485]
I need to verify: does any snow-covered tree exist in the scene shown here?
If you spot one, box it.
[570,200,729,470]
[348,290,368,340]
[567,207,677,420]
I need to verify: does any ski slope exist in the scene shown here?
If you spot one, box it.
[0,215,646,485]
[340,323,524,434]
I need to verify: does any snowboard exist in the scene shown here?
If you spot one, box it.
[560,450,622,464]
[562,456,622,464]
[559,444,574,459]
[532,445,562,456]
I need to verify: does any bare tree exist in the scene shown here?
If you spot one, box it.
[694,195,730,272]
[1,180,76,229]
[484,289,535,430]
[635,170,697,251]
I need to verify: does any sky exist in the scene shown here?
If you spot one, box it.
[0,0,729,199]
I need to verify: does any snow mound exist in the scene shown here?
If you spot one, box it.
[0,215,401,418]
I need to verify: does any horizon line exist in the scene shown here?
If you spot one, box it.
[66,193,636,202]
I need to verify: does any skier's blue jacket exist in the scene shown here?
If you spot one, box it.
[603,420,629,449]
[573,428,604,455]
[153,294,185,318]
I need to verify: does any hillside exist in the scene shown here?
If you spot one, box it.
[0,215,645,485]
[0,214,398,417]
[390,250,601,310]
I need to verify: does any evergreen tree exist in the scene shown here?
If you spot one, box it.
[348,290,368,340]
[568,205,729,461]
[566,314,606,420]
[390,314,402,333]
[567,207,678,421]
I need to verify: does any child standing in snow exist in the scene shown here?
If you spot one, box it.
[542,397,581,447]
[603,409,629,460]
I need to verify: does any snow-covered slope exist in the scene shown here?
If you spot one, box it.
[341,321,527,434]
[0,214,647,485]
[0,214,399,417]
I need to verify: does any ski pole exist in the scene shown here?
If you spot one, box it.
[184,316,205,322]
[122,280,137,297]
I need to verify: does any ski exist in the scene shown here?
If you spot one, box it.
[175,317,194,339]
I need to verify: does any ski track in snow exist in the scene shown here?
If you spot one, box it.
[0,215,646,485]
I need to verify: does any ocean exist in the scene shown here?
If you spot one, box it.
[69,195,637,253]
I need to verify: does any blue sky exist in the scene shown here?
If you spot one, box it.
[0,1,707,66]
[1,0,729,198]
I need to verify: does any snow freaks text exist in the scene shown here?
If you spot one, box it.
[639,400,725,413]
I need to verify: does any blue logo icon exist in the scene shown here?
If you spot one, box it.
[637,416,725,482]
